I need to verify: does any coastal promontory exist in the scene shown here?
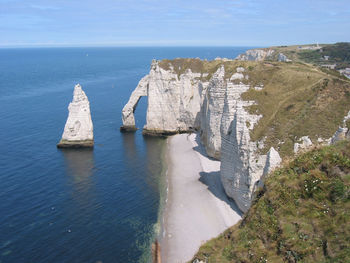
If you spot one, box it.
[57,84,94,148]
[121,47,350,212]
[120,43,350,262]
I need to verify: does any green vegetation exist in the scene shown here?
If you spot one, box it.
[192,141,350,263]
[241,62,350,157]
[158,45,350,263]
[298,43,350,69]
[159,58,350,157]
[270,43,350,70]
[158,58,222,80]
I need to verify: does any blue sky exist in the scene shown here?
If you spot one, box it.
[0,0,349,47]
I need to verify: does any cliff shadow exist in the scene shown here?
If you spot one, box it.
[199,170,243,216]
[192,132,217,161]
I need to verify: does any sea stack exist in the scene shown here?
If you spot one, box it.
[57,84,94,148]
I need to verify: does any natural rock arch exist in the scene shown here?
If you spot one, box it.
[120,75,149,132]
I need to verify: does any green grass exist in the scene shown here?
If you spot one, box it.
[241,62,350,157]
[268,42,350,70]
[159,58,350,157]
[297,43,350,69]
[158,58,222,81]
[192,141,350,263]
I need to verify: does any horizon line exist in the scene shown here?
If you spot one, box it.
[0,41,346,49]
[0,44,262,49]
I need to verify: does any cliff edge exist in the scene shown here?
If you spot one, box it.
[193,140,350,262]
[121,54,350,212]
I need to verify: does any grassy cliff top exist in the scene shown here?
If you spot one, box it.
[240,61,350,157]
[192,140,350,263]
[159,58,350,157]
[266,42,350,69]
[158,58,222,80]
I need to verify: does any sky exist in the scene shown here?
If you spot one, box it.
[0,0,349,47]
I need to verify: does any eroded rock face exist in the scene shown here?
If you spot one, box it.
[294,136,313,154]
[278,53,287,62]
[217,66,281,212]
[235,49,274,61]
[58,84,94,148]
[121,60,203,135]
[200,66,226,159]
[122,58,350,213]
[331,110,350,143]
[121,61,286,211]
[219,68,270,212]
[121,62,283,211]
[144,60,202,135]
[263,147,282,176]
[121,75,149,131]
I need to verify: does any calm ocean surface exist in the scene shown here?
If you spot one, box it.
[0,47,249,263]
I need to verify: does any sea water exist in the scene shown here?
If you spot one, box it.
[0,47,249,263]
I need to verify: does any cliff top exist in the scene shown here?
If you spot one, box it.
[158,58,222,80]
[158,57,350,157]
[243,42,350,70]
[192,140,350,263]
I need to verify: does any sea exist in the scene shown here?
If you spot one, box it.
[0,47,249,263]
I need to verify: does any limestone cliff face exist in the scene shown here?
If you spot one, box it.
[331,110,350,143]
[121,60,284,211]
[122,54,350,214]
[58,84,94,148]
[235,49,274,61]
[121,75,149,131]
[121,60,203,135]
[200,66,226,159]
[218,68,280,212]
[144,60,202,134]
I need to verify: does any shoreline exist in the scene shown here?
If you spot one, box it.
[160,133,242,263]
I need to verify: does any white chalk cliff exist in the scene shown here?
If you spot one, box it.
[145,60,202,134]
[200,65,226,159]
[121,60,202,135]
[331,110,350,143]
[121,75,149,131]
[122,58,350,212]
[235,49,274,61]
[58,84,94,148]
[121,53,350,214]
[218,67,283,212]
[121,60,283,211]
[293,136,313,154]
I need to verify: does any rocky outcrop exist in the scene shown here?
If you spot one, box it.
[278,53,291,62]
[200,66,226,159]
[331,110,350,143]
[58,84,94,148]
[144,60,202,135]
[293,111,350,153]
[235,49,274,61]
[120,75,149,131]
[121,61,285,211]
[263,147,282,176]
[331,127,349,143]
[121,60,203,136]
[293,136,313,154]
[219,68,274,212]
[122,57,347,213]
